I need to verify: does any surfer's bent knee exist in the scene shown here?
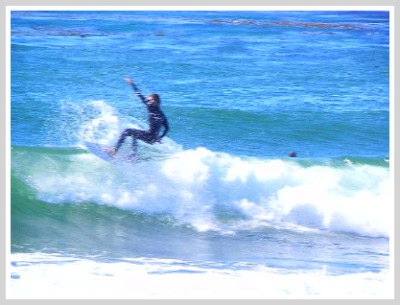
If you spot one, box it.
[122,129,135,137]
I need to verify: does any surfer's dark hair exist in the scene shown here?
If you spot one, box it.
[147,94,160,106]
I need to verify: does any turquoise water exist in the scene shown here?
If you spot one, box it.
[10,10,391,298]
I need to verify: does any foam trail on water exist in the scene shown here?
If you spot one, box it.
[9,253,392,299]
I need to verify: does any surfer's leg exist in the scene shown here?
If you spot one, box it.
[131,131,139,156]
[114,129,135,152]
[130,130,150,154]
[113,129,151,159]
[127,130,151,162]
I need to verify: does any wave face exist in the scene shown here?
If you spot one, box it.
[11,145,391,235]
[11,100,391,241]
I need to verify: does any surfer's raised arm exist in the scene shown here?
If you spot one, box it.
[125,78,147,104]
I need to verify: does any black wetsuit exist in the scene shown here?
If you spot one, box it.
[114,83,169,154]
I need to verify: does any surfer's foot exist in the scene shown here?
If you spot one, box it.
[127,152,139,163]
[105,147,117,157]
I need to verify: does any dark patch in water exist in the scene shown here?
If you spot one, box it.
[184,18,367,30]
[149,269,206,275]
[11,27,108,37]
[11,273,21,279]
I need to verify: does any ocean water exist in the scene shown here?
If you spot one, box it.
[9,10,392,298]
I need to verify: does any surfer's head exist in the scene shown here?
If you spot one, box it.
[147,94,160,107]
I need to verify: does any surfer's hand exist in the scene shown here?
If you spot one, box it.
[125,78,134,84]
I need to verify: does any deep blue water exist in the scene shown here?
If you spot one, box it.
[11,10,389,158]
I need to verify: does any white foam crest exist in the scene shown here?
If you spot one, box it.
[160,148,391,237]
[27,144,391,237]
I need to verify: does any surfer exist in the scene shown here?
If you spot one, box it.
[109,78,169,159]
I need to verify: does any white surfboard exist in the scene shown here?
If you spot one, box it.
[85,141,168,164]
[84,141,116,163]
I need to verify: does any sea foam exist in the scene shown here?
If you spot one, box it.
[8,253,393,299]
